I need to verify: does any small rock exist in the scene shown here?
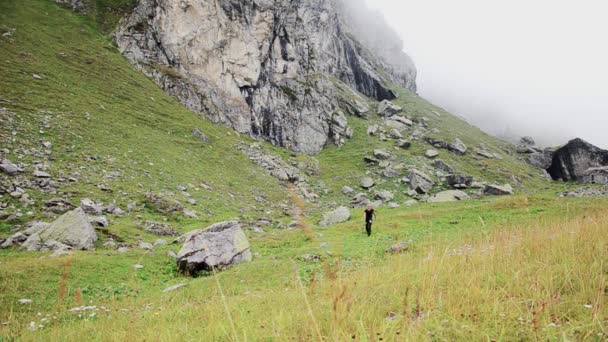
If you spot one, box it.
[300,254,321,262]
[377,100,402,117]
[374,190,394,202]
[425,150,439,159]
[18,299,33,304]
[448,138,467,155]
[50,249,72,258]
[373,149,391,160]
[139,242,154,251]
[397,140,411,149]
[167,251,177,258]
[154,239,168,246]
[341,186,354,195]
[320,206,351,226]
[32,73,43,80]
[360,177,375,189]
[117,247,129,253]
[0,161,20,176]
[132,264,144,269]
[89,216,109,227]
[483,184,513,196]
[386,242,409,253]
[162,283,187,293]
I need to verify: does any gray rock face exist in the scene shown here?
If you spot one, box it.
[483,184,513,196]
[377,100,402,117]
[409,169,434,194]
[21,208,97,251]
[115,0,416,154]
[177,221,252,275]
[320,206,351,226]
[547,138,608,181]
[428,190,470,203]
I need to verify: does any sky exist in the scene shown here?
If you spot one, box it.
[363,0,608,148]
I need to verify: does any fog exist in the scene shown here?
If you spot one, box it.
[363,0,608,148]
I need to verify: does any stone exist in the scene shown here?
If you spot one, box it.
[320,206,351,226]
[155,239,168,246]
[527,150,554,169]
[377,100,402,117]
[176,221,252,275]
[162,283,187,293]
[409,169,434,194]
[0,161,20,176]
[446,174,474,188]
[351,193,370,208]
[300,254,321,262]
[103,241,117,248]
[397,140,411,149]
[425,149,439,159]
[80,198,102,215]
[117,247,129,253]
[391,116,413,126]
[139,242,154,250]
[0,232,27,249]
[448,138,467,155]
[167,251,177,258]
[360,177,375,189]
[363,156,379,165]
[145,221,178,236]
[386,242,409,253]
[373,149,391,160]
[33,170,51,178]
[89,216,109,227]
[374,190,394,202]
[483,184,513,196]
[428,190,471,203]
[476,150,494,159]
[50,249,72,258]
[432,159,454,174]
[45,198,76,210]
[367,125,379,136]
[425,137,448,149]
[520,136,536,147]
[18,299,33,304]
[387,202,400,209]
[133,264,144,270]
[389,129,403,139]
[341,186,354,195]
[192,128,210,143]
[20,208,97,251]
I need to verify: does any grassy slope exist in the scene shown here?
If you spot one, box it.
[1,0,605,340]
[0,0,291,239]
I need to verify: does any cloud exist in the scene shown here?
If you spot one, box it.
[363,0,608,148]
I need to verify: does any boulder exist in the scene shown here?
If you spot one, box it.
[367,125,379,136]
[397,140,411,149]
[177,221,252,275]
[428,190,470,203]
[80,198,103,215]
[0,160,20,176]
[20,208,97,251]
[432,159,454,174]
[446,174,474,188]
[139,242,154,250]
[33,170,51,178]
[391,116,413,126]
[145,221,178,236]
[448,138,467,155]
[89,216,109,227]
[384,119,408,132]
[425,149,439,159]
[520,136,536,147]
[527,150,553,169]
[377,100,402,117]
[409,169,434,194]
[373,149,391,160]
[476,149,494,159]
[547,138,608,181]
[425,137,448,149]
[351,193,370,208]
[374,190,394,202]
[360,177,375,189]
[389,129,403,139]
[192,128,210,143]
[341,186,354,195]
[320,206,351,226]
[483,184,513,196]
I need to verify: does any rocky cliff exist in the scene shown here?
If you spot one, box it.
[114,0,417,154]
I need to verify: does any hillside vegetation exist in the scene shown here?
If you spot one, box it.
[1,1,604,340]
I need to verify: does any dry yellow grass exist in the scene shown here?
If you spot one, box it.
[11,207,604,341]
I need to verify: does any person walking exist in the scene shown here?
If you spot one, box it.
[364,204,376,236]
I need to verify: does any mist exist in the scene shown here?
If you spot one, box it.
[362,0,608,148]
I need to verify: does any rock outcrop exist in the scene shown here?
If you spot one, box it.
[177,221,252,276]
[547,138,608,181]
[320,206,351,226]
[115,0,416,154]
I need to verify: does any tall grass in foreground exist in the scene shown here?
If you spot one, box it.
[10,210,608,341]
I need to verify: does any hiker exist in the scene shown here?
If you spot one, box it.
[364,204,376,236]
